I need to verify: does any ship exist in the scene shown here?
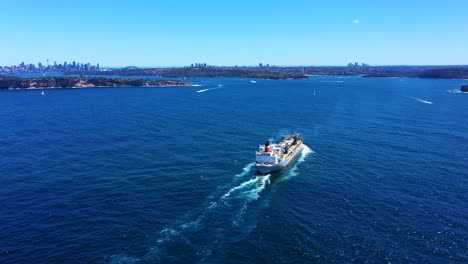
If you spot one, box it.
[255,132,303,174]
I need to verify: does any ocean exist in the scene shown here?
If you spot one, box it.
[0,76,467,263]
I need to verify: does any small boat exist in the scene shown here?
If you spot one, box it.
[255,132,303,174]
[41,90,45,96]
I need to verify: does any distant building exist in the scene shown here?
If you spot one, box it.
[0,60,101,73]
[348,62,369,67]
[192,63,207,68]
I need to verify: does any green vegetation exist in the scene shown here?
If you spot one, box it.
[67,65,468,80]
[0,77,191,89]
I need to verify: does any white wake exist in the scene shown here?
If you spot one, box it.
[221,177,259,200]
[235,162,255,178]
[118,162,269,263]
[447,89,467,94]
[410,97,433,104]
[221,174,270,201]
[196,87,219,93]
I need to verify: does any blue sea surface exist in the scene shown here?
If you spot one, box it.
[0,77,467,263]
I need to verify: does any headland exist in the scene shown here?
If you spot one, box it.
[0,77,192,90]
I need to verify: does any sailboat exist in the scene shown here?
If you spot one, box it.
[41,90,45,96]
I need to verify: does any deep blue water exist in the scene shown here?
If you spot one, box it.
[1,76,467,263]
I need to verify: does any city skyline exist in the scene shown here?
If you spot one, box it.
[2,0,468,66]
[0,60,100,72]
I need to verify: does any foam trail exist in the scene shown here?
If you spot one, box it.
[410,97,432,104]
[241,174,270,201]
[232,174,270,226]
[197,87,219,93]
[221,177,258,199]
[121,163,270,263]
[447,89,466,94]
[235,162,255,178]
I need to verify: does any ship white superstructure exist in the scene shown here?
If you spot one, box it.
[255,132,303,174]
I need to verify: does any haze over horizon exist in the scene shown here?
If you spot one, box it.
[2,0,468,66]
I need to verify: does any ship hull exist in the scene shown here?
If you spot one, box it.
[256,142,303,174]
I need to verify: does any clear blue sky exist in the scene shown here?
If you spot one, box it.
[2,0,468,66]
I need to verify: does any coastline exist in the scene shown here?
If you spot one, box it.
[6,84,194,90]
[0,77,193,90]
[59,65,468,80]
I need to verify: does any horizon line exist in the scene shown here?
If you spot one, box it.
[100,64,468,68]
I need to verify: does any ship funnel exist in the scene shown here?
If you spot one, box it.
[265,139,272,152]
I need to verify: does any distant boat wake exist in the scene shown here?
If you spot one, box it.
[410,97,433,104]
[196,87,219,93]
[447,89,467,94]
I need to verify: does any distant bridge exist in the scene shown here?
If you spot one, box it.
[121,66,140,70]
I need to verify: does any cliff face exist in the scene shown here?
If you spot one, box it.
[461,85,468,92]
[0,77,191,89]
